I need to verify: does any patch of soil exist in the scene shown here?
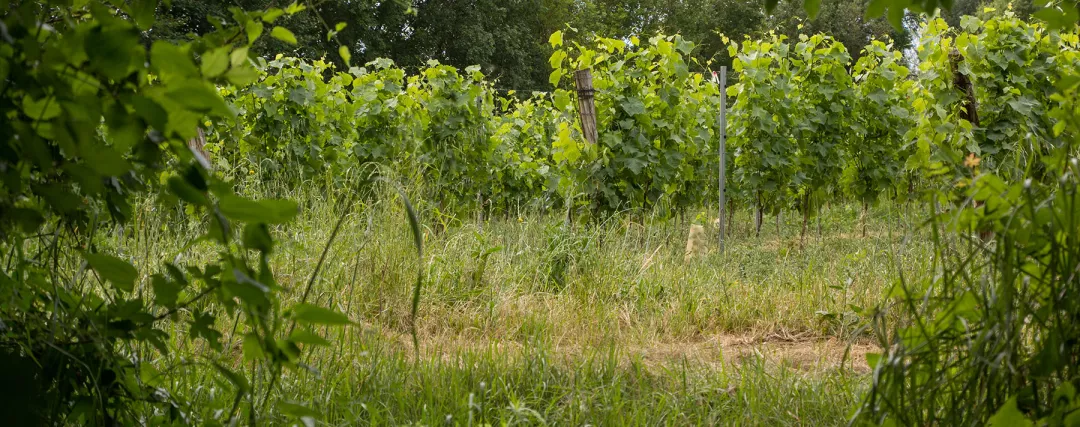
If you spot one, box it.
[379,326,878,374]
[638,335,877,373]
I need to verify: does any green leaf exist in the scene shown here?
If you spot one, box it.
[271,26,298,45]
[398,191,423,259]
[886,4,905,31]
[285,1,307,14]
[288,87,314,105]
[22,95,61,120]
[1033,7,1070,29]
[552,122,580,163]
[988,396,1034,427]
[1066,409,1080,427]
[335,22,347,32]
[621,98,647,116]
[201,46,230,78]
[150,41,199,82]
[245,20,264,44]
[168,176,209,206]
[132,95,168,131]
[230,47,250,67]
[212,362,250,393]
[183,163,209,191]
[549,69,563,87]
[865,352,882,369]
[36,185,83,213]
[242,333,266,362]
[190,311,222,351]
[242,223,274,253]
[82,146,131,176]
[276,337,302,363]
[165,263,188,286]
[225,64,261,86]
[549,50,567,70]
[865,0,888,19]
[262,8,285,23]
[549,31,563,48]
[339,45,351,66]
[86,26,139,80]
[11,207,45,233]
[673,41,694,59]
[258,257,277,289]
[1054,120,1068,136]
[804,0,822,18]
[166,80,233,117]
[83,252,138,293]
[291,303,352,325]
[218,195,299,224]
[278,400,319,419]
[105,115,144,152]
[226,269,271,307]
[131,0,158,30]
[553,90,572,110]
[152,274,183,308]
[288,329,330,346]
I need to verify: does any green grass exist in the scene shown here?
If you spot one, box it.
[271,340,867,426]
[100,177,935,425]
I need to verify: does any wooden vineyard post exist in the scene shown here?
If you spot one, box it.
[716,67,728,253]
[574,69,598,145]
[188,127,211,171]
[567,69,597,229]
[949,48,991,242]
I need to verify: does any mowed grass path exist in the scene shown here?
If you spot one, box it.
[110,182,931,425]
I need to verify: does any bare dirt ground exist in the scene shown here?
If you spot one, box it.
[624,334,878,373]
[378,327,878,374]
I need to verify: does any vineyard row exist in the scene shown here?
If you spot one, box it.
[203,14,1078,222]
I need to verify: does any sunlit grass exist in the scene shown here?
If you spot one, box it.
[101,173,933,425]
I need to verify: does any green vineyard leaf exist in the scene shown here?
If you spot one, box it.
[83,253,138,293]
[201,46,230,78]
[272,26,298,45]
[291,303,352,325]
[218,195,299,224]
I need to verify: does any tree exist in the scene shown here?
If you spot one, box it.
[154,0,564,90]
[941,0,1038,26]
[396,0,554,90]
[768,0,913,60]
[558,0,767,69]
[660,0,769,68]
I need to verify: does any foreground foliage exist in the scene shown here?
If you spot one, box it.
[855,16,1080,427]
[3,0,1080,424]
[0,1,401,424]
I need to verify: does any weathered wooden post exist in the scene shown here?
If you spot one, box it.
[566,69,598,229]
[574,69,598,145]
[949,48,992,242]
[716,67,728,253]
[188,127,212,171]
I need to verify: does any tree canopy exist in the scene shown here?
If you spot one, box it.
[151,0,933,89]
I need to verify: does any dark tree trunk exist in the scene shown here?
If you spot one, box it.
[755,193,763,238]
